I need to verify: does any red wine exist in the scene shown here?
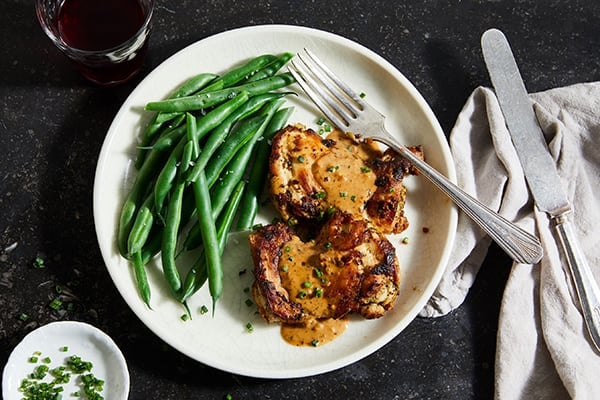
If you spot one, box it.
[58,0,145,51]
[56,0,150,86]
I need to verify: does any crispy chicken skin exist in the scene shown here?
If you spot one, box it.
[269,125,331,224]
[249,212,401,323]
[366,146,423,233]
[249,222,303,323]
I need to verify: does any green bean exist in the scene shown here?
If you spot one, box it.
[172,73,220,98]
[145,73,295,112]
[146,124,186,151]
[180,101,284,253]
[185,113,200,162]
[235,106,294,230]
[133,251,152,308]
[135,114,186,169]
[179,180,246,302]
[189,90,250,143]
[179,251,208,304]
[202,54,278,92]
[192,171,222,313]
[180,141,194,176]
[146,73,218,130]
[119,54,298,310]
[140,229,162,265]
[136,74,218,167]
[154,138,186,217]
[184,93,290,184]
[245,52,294,83]
[127,193,155,256]
[209,99,285,218]
[117,147,169,257]
[152,111,186,132]
[160,181,185,294]
[194,115,266,187]
[153,92,250,215]
[214,181,246,252]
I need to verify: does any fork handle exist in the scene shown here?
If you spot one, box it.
[377,135,543,264]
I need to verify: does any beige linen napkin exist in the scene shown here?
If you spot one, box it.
[420,83,600,399]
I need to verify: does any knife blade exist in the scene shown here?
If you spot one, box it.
[481,28,600,352]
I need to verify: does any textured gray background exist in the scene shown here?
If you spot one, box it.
[1,1,599,399]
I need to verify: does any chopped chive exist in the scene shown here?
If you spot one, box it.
[319,123,332,135]
[200,305,209,315]
[32,257,45,269]
[245,322,254,332]
[48,298,63,310]
[245,299,254,307]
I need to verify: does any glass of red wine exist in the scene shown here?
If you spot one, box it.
[35,0,155,86]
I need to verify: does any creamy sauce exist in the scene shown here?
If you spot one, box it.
[313,131,378,217]
[278,231,350,346]
[276,131,382,347]
[279,236,335,318]
[281,317,348,347]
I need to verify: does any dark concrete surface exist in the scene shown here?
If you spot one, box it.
[1,1,598,399]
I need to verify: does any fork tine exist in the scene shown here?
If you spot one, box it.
[302,48,366,109]
[288,57,350,129]
[296,50,363,119]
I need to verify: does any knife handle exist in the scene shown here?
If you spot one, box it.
[554,211,600,352]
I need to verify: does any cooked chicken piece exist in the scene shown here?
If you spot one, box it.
[365,145,423,233]
[249,211,401,324]
[269,125,422,235]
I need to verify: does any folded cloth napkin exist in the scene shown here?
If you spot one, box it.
[420,82,600,400]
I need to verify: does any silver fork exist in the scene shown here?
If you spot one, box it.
[288,48,543,264]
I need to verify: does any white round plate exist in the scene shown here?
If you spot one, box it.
[2,321,129,399]
[93,24,457,379]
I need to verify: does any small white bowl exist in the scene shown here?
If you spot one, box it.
[2,321,130,400]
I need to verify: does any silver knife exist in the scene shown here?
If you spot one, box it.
[481,28,600,352]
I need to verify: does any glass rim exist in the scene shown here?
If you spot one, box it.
[35,0,155,57]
